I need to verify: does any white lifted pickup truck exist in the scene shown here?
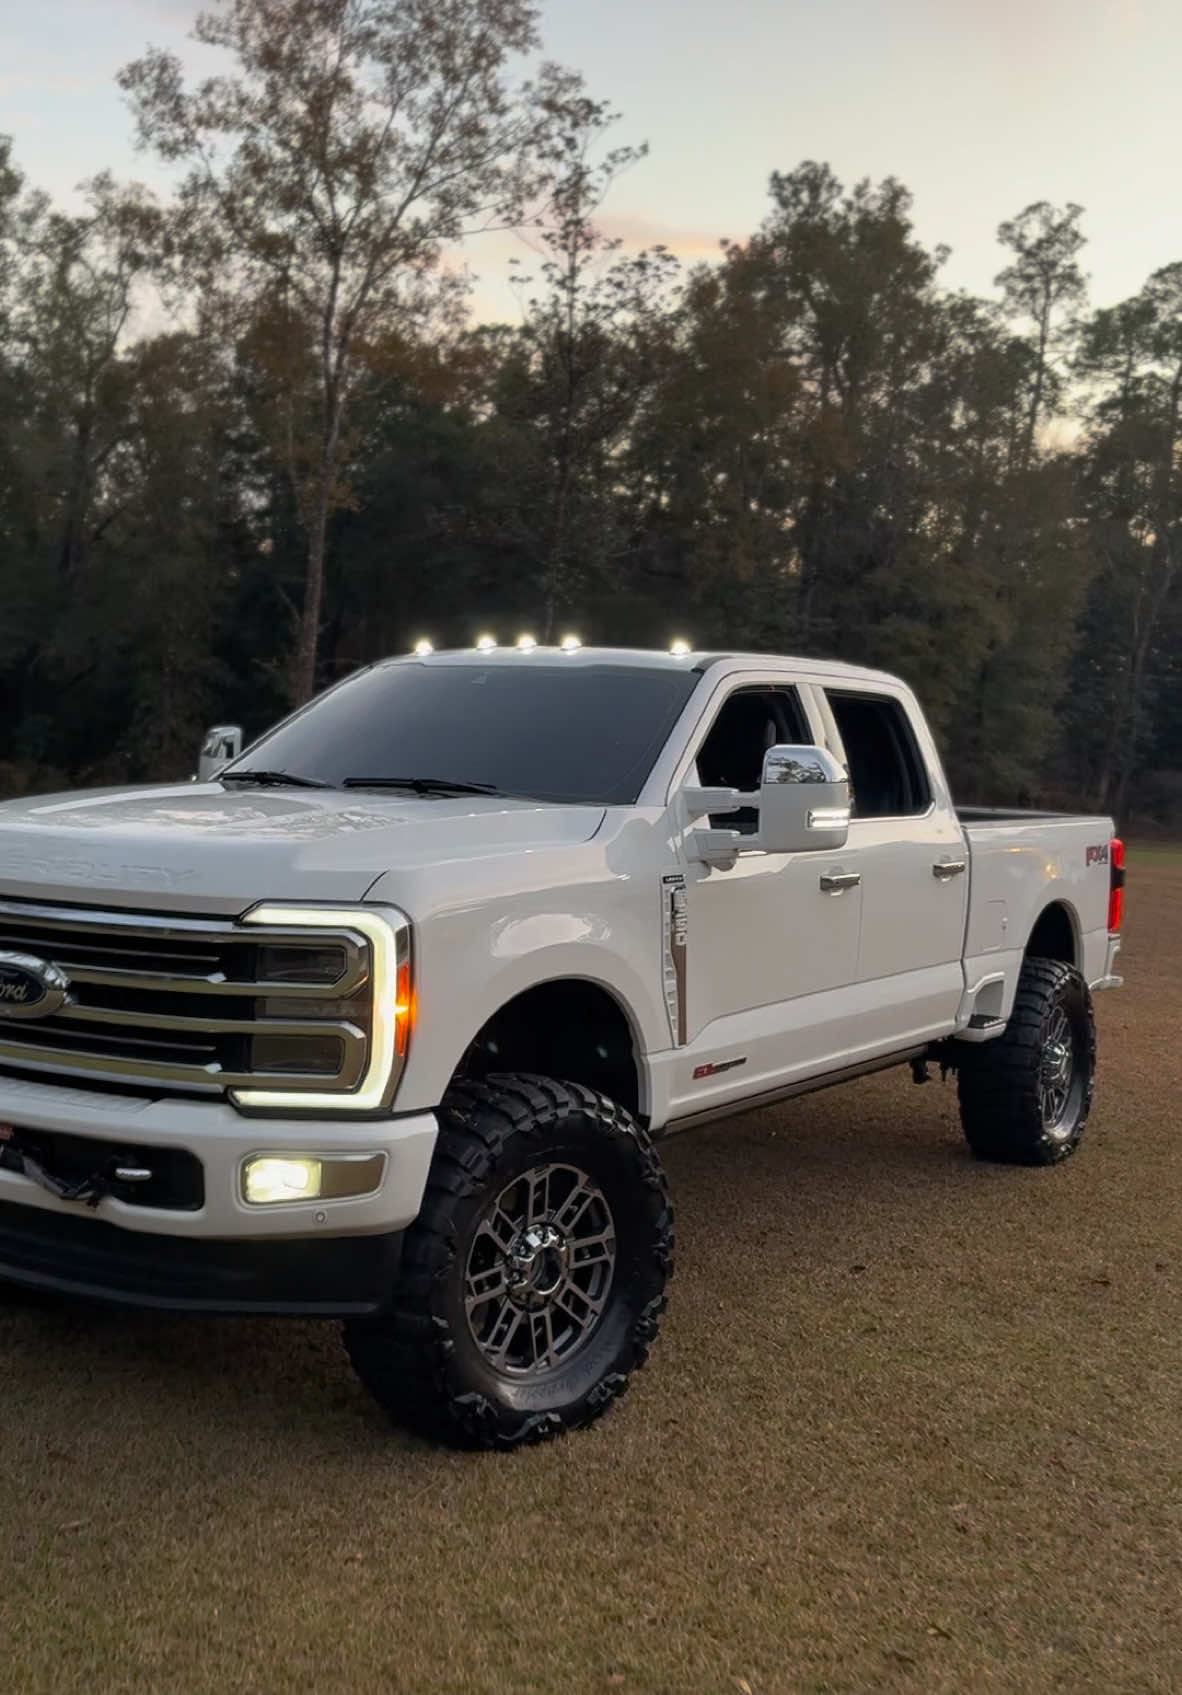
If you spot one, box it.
[0,646,1125,1446]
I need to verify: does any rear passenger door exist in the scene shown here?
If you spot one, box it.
[817,686,968,1047]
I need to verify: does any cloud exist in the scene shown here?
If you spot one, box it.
[596,213,729,260]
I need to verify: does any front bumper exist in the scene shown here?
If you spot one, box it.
[0,1072,438,1312]
[0,1199,405,1315]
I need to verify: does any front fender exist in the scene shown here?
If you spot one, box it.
[393,921,670,1119]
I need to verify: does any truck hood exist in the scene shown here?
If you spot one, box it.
[0,784,606,916]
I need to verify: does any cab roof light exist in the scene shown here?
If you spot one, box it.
[412,638,433,656]
[475,634,497,651]
[516,633,537,651]
[559,634,582,651]
[669,638,692,656]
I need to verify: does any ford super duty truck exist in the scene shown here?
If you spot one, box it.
[0,647,1125,1447]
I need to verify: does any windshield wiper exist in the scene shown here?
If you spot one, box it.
[341,776,504,796]
[221,769,332,789]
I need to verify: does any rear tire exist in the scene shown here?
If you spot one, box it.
[956,958,1096,1165]
[344,1074,672,1449]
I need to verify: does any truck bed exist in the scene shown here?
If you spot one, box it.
[958,808,1117,1028]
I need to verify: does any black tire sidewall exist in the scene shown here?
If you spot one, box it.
[958,959,1096,1164]
[434,1115,665,1424]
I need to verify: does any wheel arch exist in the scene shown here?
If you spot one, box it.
[1025,899,1081,968]
[450,974,649,1121]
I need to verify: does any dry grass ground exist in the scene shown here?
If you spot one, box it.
[1,854,1180,1695]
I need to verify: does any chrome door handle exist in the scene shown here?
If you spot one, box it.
[933,860,967,880]
[819,871,861,892]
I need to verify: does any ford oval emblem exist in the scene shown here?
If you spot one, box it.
[0,952,70,1020]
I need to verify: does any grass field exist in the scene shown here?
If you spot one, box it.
[1,860,1180,1695]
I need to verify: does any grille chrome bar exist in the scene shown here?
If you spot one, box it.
[0,1036,358,1094]
[64,1000,366,1054]
[57,966,356,999]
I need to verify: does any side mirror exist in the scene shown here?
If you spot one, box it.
[757,745,850,852]
[197,724,243,783]
[683,743,850,863]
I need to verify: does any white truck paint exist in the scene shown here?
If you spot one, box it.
[0,647,1122,1336]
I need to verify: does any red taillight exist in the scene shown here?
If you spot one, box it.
[1108,837,1125,933]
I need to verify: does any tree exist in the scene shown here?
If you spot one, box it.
[14,176,164,585]
[478,107,677,636]
[119,0,587,702]
[1071,265,1182,812]
[995,201,1087,467]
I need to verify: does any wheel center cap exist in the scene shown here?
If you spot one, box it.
[506,1223,567,1304]
[1042,1040,1070,1081]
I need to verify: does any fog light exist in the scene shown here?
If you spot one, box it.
[243,1156,322,1205]
[241,1151,386,1205]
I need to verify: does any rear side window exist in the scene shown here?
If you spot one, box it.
[824,692,931,819]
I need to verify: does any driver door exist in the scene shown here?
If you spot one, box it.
[666,678,864,1122]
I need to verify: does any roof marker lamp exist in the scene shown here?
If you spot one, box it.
[669,638,692,656]
[559,634,582,652]
[475,633,497,651]
[516,633,537,651]
[412,638,433,656]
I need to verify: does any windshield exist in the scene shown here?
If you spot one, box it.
[226,661,699,805]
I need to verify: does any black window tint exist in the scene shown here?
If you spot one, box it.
[696,686,809,832]
[229,661,699,805]
[825,692,930,819]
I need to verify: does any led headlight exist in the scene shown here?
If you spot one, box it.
[232,905,412,1113]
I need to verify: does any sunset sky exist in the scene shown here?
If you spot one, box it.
[2,0,1180,322]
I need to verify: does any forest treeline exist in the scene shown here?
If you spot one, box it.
[0,0,1179,824]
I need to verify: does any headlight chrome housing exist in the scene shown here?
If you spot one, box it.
[231,904,412,1114]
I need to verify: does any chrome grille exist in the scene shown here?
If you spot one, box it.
[0,901,371,1096]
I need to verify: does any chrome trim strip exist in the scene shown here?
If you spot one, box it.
[61,1002,365,1045]
[56,967,359,999]
[0,899,242,935]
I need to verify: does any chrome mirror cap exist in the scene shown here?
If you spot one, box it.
[759,744,850,852]
[197,724,244,783]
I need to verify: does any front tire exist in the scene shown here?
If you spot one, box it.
[344,1074,673,1449]
[957,957,1096,1165]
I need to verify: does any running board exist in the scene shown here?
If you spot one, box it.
[660,1046,929,1135]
